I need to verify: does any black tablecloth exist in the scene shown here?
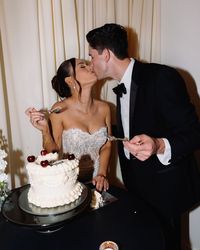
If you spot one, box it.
[0,185,165,250]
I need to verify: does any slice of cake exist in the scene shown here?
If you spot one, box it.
[26,150,83,208]
[90,190,104,209]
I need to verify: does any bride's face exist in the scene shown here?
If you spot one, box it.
[74,59,97,86]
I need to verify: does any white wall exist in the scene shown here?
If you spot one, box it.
[161,0,200,249]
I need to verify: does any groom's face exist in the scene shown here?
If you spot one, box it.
[88,46,108,80]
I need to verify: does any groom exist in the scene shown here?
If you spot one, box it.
[86,23,200,250]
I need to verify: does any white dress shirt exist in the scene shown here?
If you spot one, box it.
[119,58,171,165]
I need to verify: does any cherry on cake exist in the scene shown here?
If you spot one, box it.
[26,151,83,208]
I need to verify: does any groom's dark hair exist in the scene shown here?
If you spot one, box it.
[86,23,129,59]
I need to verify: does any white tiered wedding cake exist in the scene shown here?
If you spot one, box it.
[26,150,83,208]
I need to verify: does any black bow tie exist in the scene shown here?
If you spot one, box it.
[112,83,127,97]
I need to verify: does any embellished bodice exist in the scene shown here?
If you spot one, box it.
[62,127,108,176]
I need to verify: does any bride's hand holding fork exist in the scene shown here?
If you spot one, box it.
[25,107,48,132]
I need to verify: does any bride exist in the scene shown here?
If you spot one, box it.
[25,58,112,192]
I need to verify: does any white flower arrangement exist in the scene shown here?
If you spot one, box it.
[0,147,8,203]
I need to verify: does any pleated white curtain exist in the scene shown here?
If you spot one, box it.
[0,0,160,188]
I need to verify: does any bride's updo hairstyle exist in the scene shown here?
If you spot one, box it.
[51,58,76,98]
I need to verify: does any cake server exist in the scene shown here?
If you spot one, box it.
[107,135,129,141]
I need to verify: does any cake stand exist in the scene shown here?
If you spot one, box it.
[1,184,91,233]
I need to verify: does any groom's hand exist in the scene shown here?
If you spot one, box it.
[123,134,165,161]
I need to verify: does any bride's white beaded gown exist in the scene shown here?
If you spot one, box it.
[62,127,108,181]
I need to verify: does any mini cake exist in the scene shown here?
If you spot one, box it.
[26,150,83,208]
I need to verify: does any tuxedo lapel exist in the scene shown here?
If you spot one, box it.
[116,95,125,138]
[116,65,138,139]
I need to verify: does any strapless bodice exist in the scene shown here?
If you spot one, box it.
[62,127,108,176]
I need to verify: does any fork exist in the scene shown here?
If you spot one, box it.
[48,106,62,114]
[107,135,129,141]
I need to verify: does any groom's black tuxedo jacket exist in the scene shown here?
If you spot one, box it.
[117,60,200,219]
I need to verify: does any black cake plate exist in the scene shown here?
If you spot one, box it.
[1,184,91,233]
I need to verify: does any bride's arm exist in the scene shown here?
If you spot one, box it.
[93,104,112,191]
[47,113,63,152]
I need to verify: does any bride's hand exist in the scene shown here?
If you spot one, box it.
[25,107,48,132]
[92,174,109,192]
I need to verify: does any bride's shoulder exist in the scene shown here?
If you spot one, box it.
[95,99,110,110]
[98,101,111,116]
[49,100,69,120]
[94,100,111,117]
[51,99,68,109]
[51,99,71,114]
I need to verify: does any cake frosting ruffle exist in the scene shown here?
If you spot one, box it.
[28,182,83,208]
